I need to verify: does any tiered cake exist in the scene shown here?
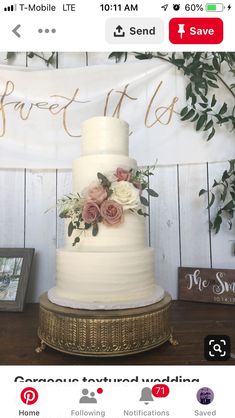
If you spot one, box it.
[48,116,164,310]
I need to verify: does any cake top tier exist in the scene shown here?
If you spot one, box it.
[81,116,129,156]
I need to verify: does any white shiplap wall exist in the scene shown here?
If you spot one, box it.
[0,52,234,302]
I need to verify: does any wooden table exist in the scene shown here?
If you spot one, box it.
[0,301,235,365]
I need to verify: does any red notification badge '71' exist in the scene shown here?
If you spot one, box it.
[169,18,223,44]
[152,384,170,398]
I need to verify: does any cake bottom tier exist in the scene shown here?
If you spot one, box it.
[48,248,164,310]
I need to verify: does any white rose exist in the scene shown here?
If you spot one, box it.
[111,181,140,210]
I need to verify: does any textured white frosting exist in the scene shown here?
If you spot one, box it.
[81,117,129,156]
[49,248,164,309]
[65,212,146,252]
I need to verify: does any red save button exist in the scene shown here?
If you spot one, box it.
[169,18,223,44]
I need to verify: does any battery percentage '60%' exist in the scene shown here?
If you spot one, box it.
[185,4,204,11]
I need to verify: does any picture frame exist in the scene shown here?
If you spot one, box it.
[0,248,34,312]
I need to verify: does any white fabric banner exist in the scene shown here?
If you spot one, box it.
[0,60,234,168]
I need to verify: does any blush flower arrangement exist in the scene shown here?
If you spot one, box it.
[58,166,158,246]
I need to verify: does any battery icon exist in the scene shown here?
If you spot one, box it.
[206,3,225,11]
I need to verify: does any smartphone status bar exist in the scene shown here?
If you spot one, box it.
[0,0,233,51]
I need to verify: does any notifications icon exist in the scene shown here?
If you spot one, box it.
[139,387,154,404]
[21,387,39,405]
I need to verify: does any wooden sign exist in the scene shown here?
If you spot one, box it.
[178,267,235,305]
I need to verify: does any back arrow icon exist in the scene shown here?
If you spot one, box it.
[12,24,21,38]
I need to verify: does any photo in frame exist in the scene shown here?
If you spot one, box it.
[0,248,34,312]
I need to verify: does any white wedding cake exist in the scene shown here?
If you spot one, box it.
[48,117,164,309]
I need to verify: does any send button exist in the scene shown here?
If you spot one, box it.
[130,26,156,36]
[106,18,164,44]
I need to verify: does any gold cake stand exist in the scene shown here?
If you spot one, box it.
[37,292,177,357]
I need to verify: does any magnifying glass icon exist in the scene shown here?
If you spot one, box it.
[213,343,222,353]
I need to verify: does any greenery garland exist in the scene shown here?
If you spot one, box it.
[108,52,235,141]
[6,52,57,67]
[199,159,235,234]
[109,52,235,237]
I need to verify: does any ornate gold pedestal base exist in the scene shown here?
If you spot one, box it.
[37,292,173,357]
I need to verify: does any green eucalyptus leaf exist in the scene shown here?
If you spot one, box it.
[68,221,74,237]
[207,127,215,141]
[135,53,152,60]
[75,220,80,228]
[92,223,99,237]
[219,103,228,115]
[97,172,111,188]
[199,189,207,196]
[207,80,219,88]
[230,191,235,201]
[180,106,188,117]
[221,185,228,202]
[211,94,217,107]
[140,196,149,206]
[181,109,195,121]
[228,209,234,218]
[212,55,220,72]
[199,103,208,109]
[108,52,127,62]
[204,120,214,131]
[199,94,208,103]
[191,113,199,122]
[212,180,219,188]
[137,209,149,217]
[108,52,117,59]
[207,192,215,209]
[146,188,159,197]
[196,114,207,131]
[206,72,217,81]
[215,114,223,124]
[191,93,197,106]
[220,117,229,123]
[222,200,235,211]
[186,83,192,100]
[213,214,222,234]
[228,220,233,230]
[72,236,80,246]
[222,170,230,182]
[59,210,69,218]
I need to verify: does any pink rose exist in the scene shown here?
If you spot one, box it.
[115,168,131,182]
[86,184,107,205]
[82,202,100,224]
[100,200,123,227]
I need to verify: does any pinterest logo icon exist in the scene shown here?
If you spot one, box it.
[20,387,39,405]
